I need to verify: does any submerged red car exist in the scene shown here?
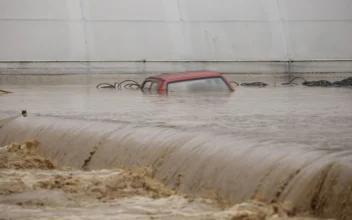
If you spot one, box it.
[141,71,235,94]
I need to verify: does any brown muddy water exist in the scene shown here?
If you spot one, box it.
[0,73,352,220]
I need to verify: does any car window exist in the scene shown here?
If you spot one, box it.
[167,77,230,92]
[142,81,152,90]
[150,82,160,91]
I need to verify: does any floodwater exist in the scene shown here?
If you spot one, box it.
[0,73,352,220]
[1,74,352,150]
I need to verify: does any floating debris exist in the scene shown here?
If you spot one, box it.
[282,77,307,86]
[21,110,27,117]
[0,89,12,94]
[96,80,141,90]
[240,82,268,87]
[332,77,352,86]
[302,80,334,87]
[229,81,268,87]
[302,77,352,87]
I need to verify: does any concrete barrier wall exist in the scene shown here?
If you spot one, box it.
[0,0,351,73]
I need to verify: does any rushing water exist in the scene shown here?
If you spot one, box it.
[0,74,352,220]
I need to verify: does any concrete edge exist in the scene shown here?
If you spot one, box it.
[1,61,352,74]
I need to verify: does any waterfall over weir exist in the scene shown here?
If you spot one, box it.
[0,115,351,219]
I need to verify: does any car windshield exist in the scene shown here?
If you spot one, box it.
[167,77,231,92]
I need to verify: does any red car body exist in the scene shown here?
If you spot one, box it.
[141,71,235,94]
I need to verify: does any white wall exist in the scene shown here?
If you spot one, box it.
[0,0,351,65]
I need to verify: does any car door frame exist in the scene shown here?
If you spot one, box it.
[141,78,163,93]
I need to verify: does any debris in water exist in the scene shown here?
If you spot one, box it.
[0,89,12,94]
[240,82,268,87]
[96,80,141,90]
[302,77,352,87]
[21,110,27,117]
[283,76,352,87]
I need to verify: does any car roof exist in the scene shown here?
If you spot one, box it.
[146,71,222,82]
